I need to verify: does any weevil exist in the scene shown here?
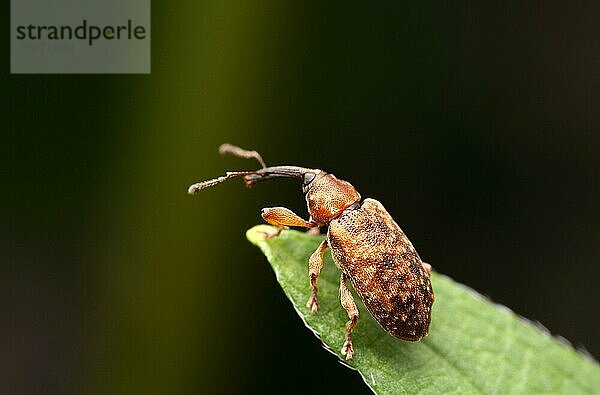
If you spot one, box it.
[188,144,434,360]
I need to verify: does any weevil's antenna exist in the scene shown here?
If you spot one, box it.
[219,143,266,169]
[188,144,319,195]
[187,171,255,195]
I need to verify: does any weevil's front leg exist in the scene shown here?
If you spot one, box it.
[306,227,321,236]
[340,272,359,360]
[306,240,327,314]
[260,207,318,239]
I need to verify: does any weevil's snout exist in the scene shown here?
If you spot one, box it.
[305,173,361,224]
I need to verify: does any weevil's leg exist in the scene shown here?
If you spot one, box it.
[421,261,432,274]
[306,240,327,314]
[260,207,318,239]
[306,227,321,235]
[340,273,359,360]
[258,225,285,239]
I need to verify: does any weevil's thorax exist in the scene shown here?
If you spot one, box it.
[305,173,361,225]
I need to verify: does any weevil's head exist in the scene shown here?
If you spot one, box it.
[241,167,362,224]
[303,172,361,225]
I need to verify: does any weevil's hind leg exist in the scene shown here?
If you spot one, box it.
[260,207,318,239]
[340,273,359,360]
[306,240,327,314]
[421,261,432,274]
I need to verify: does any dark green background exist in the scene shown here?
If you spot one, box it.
[5,2,600,394]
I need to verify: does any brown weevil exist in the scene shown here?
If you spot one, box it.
[188,144,434,360]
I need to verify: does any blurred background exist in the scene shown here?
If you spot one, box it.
[4,2,600,394]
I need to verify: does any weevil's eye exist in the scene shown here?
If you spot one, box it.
[303,172,316,185]
[302,172,316,192]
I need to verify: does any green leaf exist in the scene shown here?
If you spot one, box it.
[247,225,600,394]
